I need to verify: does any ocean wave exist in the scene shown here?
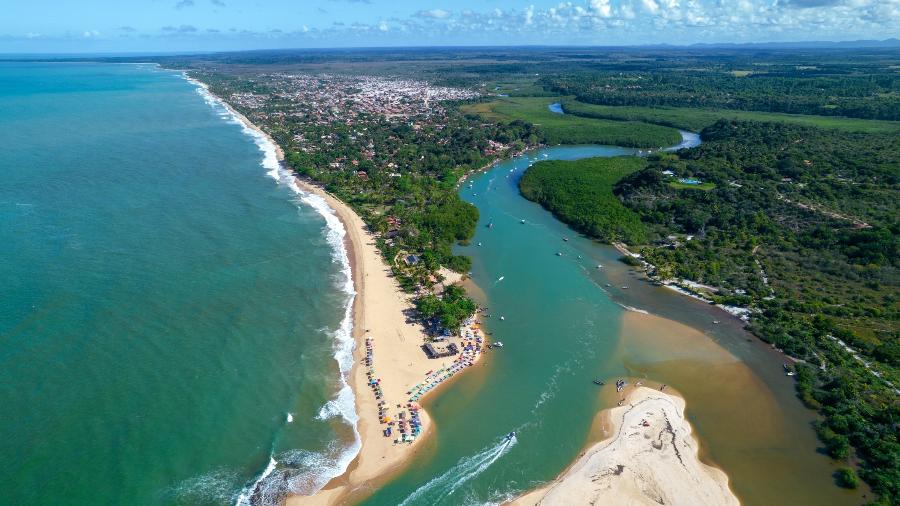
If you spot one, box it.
[233,443,360,506]
[166,468,243,505]
[235,456,277,506]
[185,73,361,504]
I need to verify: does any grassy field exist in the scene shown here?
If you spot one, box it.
[519,156,648,244]
[478,78,558,97]
[462,96,683,148]
[669,181,716,191]
[561,101,900,134]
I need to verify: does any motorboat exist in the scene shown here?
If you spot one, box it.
[592,379,605,386]
[504,431,516,442]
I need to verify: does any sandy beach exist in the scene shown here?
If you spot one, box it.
[511,386,739,506]
[199,80,486,504]
[287,177,441,505]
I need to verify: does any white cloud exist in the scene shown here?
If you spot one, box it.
[417,8,451,19]
[590,0,613,18]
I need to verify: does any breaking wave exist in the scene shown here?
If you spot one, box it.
[185,73,360,505]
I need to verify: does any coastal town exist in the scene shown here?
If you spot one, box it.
[223,72,483,159]
[196,68,536,296]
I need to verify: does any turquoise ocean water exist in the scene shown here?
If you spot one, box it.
[0,63,358,505]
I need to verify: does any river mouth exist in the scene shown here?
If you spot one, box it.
[363,140,864,505]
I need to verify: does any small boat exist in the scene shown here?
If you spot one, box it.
[605,283,611,287]
[713,320,720,324]
[621,286,629,289]
[783,363,795,376]
[478,242,482,246]
[500,316,505,321]
[493,341,504,348]
[520,219,526,224]
[556,252,563,256]
[504,431,516,442]
[487,222,494,229]
[592,379,605,386]
[597,264,603,269]
[563,238,569,242]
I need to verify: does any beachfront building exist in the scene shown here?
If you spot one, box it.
[423,342,459,359]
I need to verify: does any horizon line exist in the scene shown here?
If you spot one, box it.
[2,38,899,57]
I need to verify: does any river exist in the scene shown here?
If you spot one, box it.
[362,138,863,505]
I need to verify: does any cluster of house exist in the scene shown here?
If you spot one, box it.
[228,72,478,128]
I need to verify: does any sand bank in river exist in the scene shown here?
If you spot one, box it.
[511,387,739,506]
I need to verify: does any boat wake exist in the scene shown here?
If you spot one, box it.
[617,303,650,315]
[398,432,518,506]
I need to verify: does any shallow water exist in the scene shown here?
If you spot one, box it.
[363,144,863,505]
[0,63,357,505]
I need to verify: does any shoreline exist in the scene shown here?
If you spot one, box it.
[186,74,487,505]
[510,386,739,506]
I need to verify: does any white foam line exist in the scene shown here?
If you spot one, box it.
[617,303,650,315]
[235,456,277,506]
[399,434,518,506]
[183,74,361,503]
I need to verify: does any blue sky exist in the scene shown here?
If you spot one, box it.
[2,0,898,53]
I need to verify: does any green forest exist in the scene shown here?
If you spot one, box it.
[543,70,899,120]
[462,97,682,147]
[520,119,899,502]
[519,157,648,244]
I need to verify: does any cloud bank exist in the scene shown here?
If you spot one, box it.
[3,0,899,52]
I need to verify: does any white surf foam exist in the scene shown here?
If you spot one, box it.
[617,303,650,315]
[399,433,518,506]
[235,456,277,506]
[239,444,357,505]
[168,469,242,505]
[185,74,361,504]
